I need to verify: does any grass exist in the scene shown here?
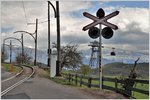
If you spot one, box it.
[60,73,149,99]
[132,83,149,99]
[2,63,22,73]
[49,77,76,86]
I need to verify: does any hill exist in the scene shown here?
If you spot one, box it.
[90,62,149,79]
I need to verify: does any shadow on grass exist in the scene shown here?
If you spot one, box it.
[49,77,77,86]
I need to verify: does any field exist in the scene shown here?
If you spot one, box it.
[62,73,149,99]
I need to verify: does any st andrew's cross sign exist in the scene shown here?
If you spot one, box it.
[82,11,119,31]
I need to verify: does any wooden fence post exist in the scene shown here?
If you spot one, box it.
[115,77,118,92]
[75,74,77,85]
[88,77,92,88]
[69,73,71,83]
[102,77,104,89]
[71,74,73,82]
[80,75,82,87]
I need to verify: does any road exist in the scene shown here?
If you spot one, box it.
[2,67,126,99]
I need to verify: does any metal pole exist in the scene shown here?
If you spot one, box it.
[56,1,61,76]
[10,40,12,63]
[2,40,5,62]
[99,24,102,89]
[48,2,51,67]
[34,19,38,66]
[21,34,24,64]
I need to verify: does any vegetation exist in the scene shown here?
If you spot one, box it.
[15,52,32,64]
[60,44,83,71]
[2,63,22,73]
[79,64,91,76]
[89,62,149,79]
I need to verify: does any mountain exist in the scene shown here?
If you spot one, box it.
[3,46,48,64]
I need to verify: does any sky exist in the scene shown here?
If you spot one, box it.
[1,0,149,64]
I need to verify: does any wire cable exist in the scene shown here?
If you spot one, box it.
[22,1,28,25]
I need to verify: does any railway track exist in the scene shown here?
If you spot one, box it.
[1,65,24,83]
[1,65,35,96]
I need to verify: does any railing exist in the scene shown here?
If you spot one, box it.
[62,73,149,98]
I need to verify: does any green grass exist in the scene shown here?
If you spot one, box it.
[61,73,149,99]
[132,83,149,99]
[103,77,149,99]
[49,77,75,86]
[2,63,22,73]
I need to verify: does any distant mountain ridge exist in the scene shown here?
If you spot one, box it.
[90,62,149,79]
[3,46,48,64]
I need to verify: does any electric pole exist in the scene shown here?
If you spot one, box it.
[48,2,51,68]
[21,34,24,64]
[56,1,61,76]
[10,40,12,63]
[34,18,38,66]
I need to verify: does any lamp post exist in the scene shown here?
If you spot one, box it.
[48,1,61,76]
[3,35,24,63]
[14,18,38,66]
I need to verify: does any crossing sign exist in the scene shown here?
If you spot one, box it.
[83,11,119,31]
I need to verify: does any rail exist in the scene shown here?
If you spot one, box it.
[2,65,24,83]
[1,65,35,96]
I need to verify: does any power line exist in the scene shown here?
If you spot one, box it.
[22,1,28,25]
[102,45,148,55]
[27,20,48,25]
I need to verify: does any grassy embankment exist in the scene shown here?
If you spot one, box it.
[1,63,22,73]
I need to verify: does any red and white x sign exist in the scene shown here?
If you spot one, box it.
[83,11,119,31]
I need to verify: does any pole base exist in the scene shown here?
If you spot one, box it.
[34,60,36,66]
[56,60,61,76]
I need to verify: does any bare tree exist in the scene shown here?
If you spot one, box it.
[15,52,32,64]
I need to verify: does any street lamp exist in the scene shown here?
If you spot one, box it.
[3,35,24,63]
[13,19,38,66]
[48,1,61,76]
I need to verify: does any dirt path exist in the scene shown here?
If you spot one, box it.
[2,67,127,99]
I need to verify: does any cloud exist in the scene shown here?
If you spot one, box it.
[1,1,149,62]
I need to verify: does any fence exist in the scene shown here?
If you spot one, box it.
[62,73,149,98]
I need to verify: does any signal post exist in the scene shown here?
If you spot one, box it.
[82,8,119,89]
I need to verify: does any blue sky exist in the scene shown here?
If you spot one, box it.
[101,1,149,8]
[71,1,149,18]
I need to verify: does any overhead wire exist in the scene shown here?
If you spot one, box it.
[102,45,148,55]
[22,0,28,25]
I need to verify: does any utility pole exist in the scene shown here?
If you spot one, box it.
[10,40,12,63]
[34,18,38,66]
[21,34,24,64]
[48,2,51,68]
[2,40,5,63]
[56,1,61,76]
[14,19,38,66]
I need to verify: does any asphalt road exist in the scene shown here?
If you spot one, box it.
[2,78,95,99]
